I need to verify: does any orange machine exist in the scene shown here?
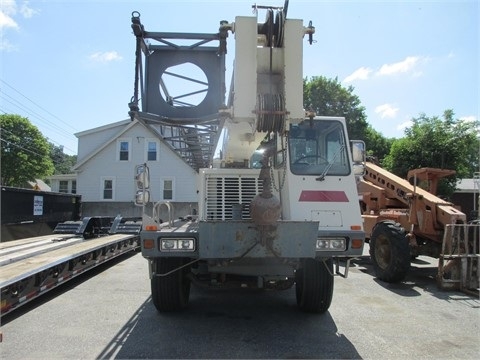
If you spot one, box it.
[358,162,478,294]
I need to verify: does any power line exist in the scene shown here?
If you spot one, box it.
[0,94,73,138]
[1,126,50,155]
[0,107,77,154]
[0,137,43,158]
[1,137,74,168]
[0,79,79,133]
[0,114,77,155]
[0,81,78,154]
[1,127,76,161]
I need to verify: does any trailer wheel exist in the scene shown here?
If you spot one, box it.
[151,258,191,312]
[369,221,410,283]
[295,258,334,313]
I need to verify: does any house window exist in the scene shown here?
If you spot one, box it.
[147,140,158,161]
[118,139,130,161]
[162,178,174,200]
[101,177,115,200]
[59,181,68,193]
[71,180,77,194]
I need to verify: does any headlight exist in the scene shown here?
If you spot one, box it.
[316,238,347,251]
[160,238,195,251]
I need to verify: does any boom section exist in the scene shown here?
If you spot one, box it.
[359,162,466,240]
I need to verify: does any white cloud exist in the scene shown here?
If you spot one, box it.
[375,103,399,119]
[343,66,372,83]
[0,0,38,22]
[0,38,17,51]
[0,10,18,29]
[459,115,477,123]
[377,56,420,76]
[89,51,123,63]
[0,1,39,51]
[0,0,17,16]
[0,5,19,51]
[344,55,426,83]
[396,120,412,132]
[20,2,39,18]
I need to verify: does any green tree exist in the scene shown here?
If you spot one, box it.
[364,125,394,163]
[382,110,479,196]
[50,143,77,174]
[303,76,391,161]
[1,114,54,186]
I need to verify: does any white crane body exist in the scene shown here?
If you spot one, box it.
[131,2,365,313]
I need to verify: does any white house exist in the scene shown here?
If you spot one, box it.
[48,174,76,194]
[72,119,199,219]
[452,175,480,221]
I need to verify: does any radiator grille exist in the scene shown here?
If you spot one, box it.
[205,174,263,220]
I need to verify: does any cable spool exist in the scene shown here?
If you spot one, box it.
[259,8,285,48]
[261,9,274,48]
[274,10,285,47]
[256,93,285,133]
[255,7,287,134]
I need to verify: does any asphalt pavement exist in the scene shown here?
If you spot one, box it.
[0,248,479,359]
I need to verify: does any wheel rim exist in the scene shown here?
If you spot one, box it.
[375,236,391,270]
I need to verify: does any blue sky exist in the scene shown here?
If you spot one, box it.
[1,0,478,156]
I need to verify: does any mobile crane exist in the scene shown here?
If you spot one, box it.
[358,161,479,294]
[128,1,365,313]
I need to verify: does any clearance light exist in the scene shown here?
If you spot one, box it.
[351,238,363,249]
[350,225,362,231]
[316,238,347,251]
[143,239,155,250]
[160,238,195,251]
[145,225,158,231]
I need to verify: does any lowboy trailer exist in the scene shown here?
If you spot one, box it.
[0,216,141,317]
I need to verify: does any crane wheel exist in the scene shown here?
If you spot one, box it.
[151,258,191,312]
[369,221,410,283]
[295,258,334,313]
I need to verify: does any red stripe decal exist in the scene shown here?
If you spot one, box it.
[299,190,349,202]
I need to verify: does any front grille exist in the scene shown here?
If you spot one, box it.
[205,173,263,220]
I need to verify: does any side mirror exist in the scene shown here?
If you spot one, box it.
[350,140,365,176]
[135,189,150,205]
[135,164,150,189]
[135,164,150,206]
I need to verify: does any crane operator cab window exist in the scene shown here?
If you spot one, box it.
[288,120,350,176]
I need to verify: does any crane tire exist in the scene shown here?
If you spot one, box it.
[295,258,334,313]
[369,220,410,283]
[151,257,191,312]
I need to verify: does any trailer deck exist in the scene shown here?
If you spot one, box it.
[0,216,141,316]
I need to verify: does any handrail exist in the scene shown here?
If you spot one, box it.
[153,201,174,227]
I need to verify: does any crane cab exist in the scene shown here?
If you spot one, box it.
[263,116,365,250]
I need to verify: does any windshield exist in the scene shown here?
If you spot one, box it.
[288,119,350,176]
